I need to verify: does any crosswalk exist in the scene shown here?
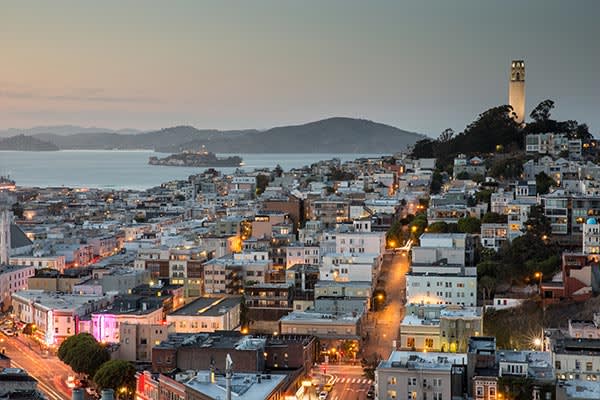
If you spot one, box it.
[334,377,373,385]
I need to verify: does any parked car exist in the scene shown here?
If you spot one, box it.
[367,386,375,398]
[319,392,328,400]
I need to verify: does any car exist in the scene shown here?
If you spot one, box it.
[319,392,328,400]
[323,383,333,392]
[1,329,14,337]
[367,387,375,398]
[66,376,77,389]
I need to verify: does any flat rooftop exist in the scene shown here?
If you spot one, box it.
[379,351,467,370]
[182,370,285,400]
[280,311,361,324]
[11,290,106,310]
[156,332,266,352]
[169,296,242,317]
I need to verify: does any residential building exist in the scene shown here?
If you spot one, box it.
[166,296,242,334]
[375,351,468,400]
[0,264,34,310]
[11,290,108,346]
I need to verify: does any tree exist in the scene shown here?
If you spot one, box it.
[255,174,270,195]
[11,202,24,219]
[58,333,110,378]
[482,212,508,224]
[93,360,136,400]
[523,205,551,237]
[535,172,556,195]
[529,99,555,123]
[427,222,449,233]
[456,171,470,180]
[411,139,435,158]
[430,170,443,194]
[479,275,497,304]
[457,216,481,234]
[438,128,455,143]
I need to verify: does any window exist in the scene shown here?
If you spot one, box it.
[425,338,434,348]
[489,387,496,397]
[433,393,442,400]
[476,386,483,396]
[140,338,147,345]
[408,377,417,386]
[406,337,415,348]
[388,377,397,384]
[386,390,397,399]
[555,361,561,370]
[586,362,593,371]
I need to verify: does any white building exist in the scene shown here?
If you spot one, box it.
[285,243,320,268]
[412,233,475,267]
[320,254,380,284]
[375,351,467,400]
[582,218,600,254]
[0,264,35,309]
[480,223,508,252]
[406,268,477,306]
[11,290,108,345]
[9,255,66,273]
[166,296,241,333]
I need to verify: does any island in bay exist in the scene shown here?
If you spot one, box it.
[148,147,243,167]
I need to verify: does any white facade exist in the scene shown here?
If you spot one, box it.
[0,208,10,265]
[0,265,34,308]
[320,254,378,284]
[376,351,467,400]
[335,231,386,256]
[11,290,108,345]
[582,219,600,254]
[9,256,66,273]
[285,244,320,268]
[91,307,163,344]
[406,273,477,306]
[480,223,508,252]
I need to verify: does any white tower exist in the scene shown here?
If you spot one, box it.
[0,197,11,265]
[509,60,526,124]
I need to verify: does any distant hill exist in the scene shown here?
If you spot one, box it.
[29,117,424,153]
[0,125,143,138]
[0,134,59,151]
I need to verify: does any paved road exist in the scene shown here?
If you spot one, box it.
[310,365,372,400]
[1,334,72,400]
[362,252,408,361]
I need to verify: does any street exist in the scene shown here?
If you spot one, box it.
[308,365,372,400]
[362,252,408,361]
[1,333,72,400]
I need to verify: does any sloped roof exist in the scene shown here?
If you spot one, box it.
[10,224,33,249]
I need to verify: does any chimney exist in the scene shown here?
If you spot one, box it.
[72,388,84,400]
[101,389,115,400]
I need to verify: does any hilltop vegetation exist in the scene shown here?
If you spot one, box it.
[411,100,594,170]
[25,117,425,153]
[0,134,59,151]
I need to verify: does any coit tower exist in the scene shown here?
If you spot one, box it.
[509,60,526,124]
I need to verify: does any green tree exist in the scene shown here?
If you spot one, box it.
[529,99,554,123]
[457,216,481,234]
[479,275,497,304]
[11,202,24,219]
[523,205,552,237]
[430,170,443,194]
[93,360,136,400]
[535,172,556,195]
[481,212,508,224]
[427,222,449,233]
[58,333,110,378]
[455,171,470,180]
[256,174,270,195]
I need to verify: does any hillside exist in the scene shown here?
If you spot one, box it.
[0,134,59,151]
[32,118,424,153]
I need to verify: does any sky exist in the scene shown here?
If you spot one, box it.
[1,0,599,137]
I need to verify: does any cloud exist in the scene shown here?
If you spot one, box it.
[0,87,160,104]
